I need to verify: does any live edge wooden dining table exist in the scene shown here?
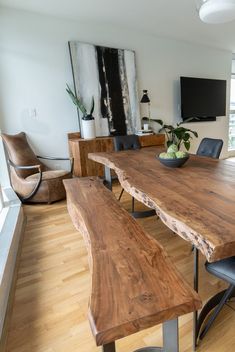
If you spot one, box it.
[89,145,235,349]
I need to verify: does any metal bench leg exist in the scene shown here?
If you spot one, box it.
[102,342,116,352]
[104,166,112,191]
[134,319,179,352]
[163,319,179,352]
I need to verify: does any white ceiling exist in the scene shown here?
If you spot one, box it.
[1,0,235,52]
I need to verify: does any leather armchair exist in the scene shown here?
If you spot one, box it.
[1,132,73,203]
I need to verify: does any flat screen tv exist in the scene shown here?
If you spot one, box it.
[180,77,226,122]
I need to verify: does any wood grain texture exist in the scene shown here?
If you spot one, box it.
[5,192,235,352]
[89,147,235,263]
[68,133,165,177]
[64,177,201,346]
[138,134,165,147]
[68,136,114,177]
[67,132,81,140]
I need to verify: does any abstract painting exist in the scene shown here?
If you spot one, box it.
[68,41,141,137]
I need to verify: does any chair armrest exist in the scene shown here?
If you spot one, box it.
[37,156,70,161]
[8,159,41,171]
[8,160,42,202]
[36,156,74,173]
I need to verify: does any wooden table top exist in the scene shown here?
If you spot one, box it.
[89,147,235,263]
[64,177,201,346]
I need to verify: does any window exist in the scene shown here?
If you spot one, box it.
[229,60,235,150]
[0,133,10,223]
[0,186,4,209]
[0,186,3,213]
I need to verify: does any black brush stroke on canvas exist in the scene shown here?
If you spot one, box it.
[96,46,127,135]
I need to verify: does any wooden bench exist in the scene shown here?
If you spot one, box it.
[63,177,201,352]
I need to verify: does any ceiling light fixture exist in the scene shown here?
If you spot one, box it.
[197,0,235,24]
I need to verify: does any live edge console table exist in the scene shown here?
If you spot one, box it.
[68,132,165,177]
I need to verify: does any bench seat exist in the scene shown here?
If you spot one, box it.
[64,177,201,348]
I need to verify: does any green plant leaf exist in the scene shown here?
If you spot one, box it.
[190,130,198,138]
[167,140,173,147]
[90,96,95,115]
[184,141,190,150]
[183,133,190,141]
[66,84,87,115]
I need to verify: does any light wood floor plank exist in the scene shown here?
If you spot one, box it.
[4,185,235,352]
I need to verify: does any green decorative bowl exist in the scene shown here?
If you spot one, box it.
[157,155,189,168]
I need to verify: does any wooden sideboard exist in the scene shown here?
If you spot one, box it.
[68,132,165,177]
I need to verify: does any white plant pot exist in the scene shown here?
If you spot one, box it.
[82,119,96,139]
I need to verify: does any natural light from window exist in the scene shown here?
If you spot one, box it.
[229,62,235,150]
[0,186,3,213]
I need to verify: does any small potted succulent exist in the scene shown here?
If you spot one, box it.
[66,84,96,139]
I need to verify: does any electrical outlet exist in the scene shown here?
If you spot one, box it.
[29,108,37,119]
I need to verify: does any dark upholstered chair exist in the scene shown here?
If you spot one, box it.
[196,138,223,159]
[113,134,141,151]
[114,135,140,210]
[113,135,155,218]
[199,257,235,340]
[1,132,73,203]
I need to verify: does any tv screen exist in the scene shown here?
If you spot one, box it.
[180,77,226,121]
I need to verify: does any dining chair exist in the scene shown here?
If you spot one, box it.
[113,135,140,212]
[113,134,141,152]
[1,132,73,203]
[193,138,224,312]
[196,138,223,159]
[113,134,156,218]
[199,256,235,340]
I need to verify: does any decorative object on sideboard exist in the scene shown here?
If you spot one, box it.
[140,89,151,130]
[68,41,141,136]
[66,85,96,139]
[196,0,235,24]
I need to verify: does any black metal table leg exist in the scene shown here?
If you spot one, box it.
[102,342,116,352]
[105,165,156,218]
[193,248,235,347]
[193,247,199,351]
[197,285,235,341]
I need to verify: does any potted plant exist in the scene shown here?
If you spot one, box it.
[142,117,198,151]
[66,84,96,139]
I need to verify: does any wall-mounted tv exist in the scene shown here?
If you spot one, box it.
[180,77,226,122]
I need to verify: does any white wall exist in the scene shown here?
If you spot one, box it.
[0,7,232,163]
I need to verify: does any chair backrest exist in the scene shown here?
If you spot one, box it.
[1,132,46,178]
[196,138,223,159]
[113,134,141,151]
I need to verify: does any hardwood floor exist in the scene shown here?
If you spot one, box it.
[4,185,235,352]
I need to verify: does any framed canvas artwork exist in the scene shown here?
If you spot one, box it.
[68,41,141,137]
